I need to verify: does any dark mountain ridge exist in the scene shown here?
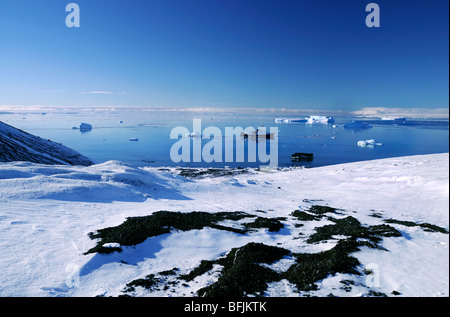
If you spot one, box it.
[0,120,93,166]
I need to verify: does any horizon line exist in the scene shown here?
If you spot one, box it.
[0,105,449,119]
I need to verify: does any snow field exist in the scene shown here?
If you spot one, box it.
[0,153,448,297]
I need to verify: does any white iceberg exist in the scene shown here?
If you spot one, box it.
[357,139,382,148]
[357,140,367,147]
[306,116,335,124]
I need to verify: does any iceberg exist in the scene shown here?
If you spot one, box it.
[129,137,139,142]
[357,140,367,147]
[306,116,335,124]
[79,123,92,131]
[357,139,382,148]
[275,116,334,124]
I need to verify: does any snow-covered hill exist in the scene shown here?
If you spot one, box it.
[0,153,448,297]
[0,120,93,166]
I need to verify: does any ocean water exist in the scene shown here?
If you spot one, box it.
[2,108,448,169]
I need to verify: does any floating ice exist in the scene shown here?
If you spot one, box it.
[357,139,382,148]
[275,118,307,123]
[79,123,92,131]
[306,116,335,124]
[357,140,367,147]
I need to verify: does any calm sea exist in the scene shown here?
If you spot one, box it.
[2,108,449,169]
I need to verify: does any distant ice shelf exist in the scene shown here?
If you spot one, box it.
[343,121,373,130]
[275,118,307,123]
[381,117,406,121]
[357,118,449,127]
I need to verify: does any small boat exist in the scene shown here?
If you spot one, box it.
[129,137,139,142]
[240,130,274,139]
[291,152,314,161]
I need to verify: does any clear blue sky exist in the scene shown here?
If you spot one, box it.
[0,0,448,111]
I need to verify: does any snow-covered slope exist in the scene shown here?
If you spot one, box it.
[0,121,93,166]
[0,153,448,297]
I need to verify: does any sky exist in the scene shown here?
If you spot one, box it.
[0,0,448,111]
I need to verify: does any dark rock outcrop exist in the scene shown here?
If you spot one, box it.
[0,120,93,166]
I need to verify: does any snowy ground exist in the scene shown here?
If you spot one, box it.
[0,153,448,297]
